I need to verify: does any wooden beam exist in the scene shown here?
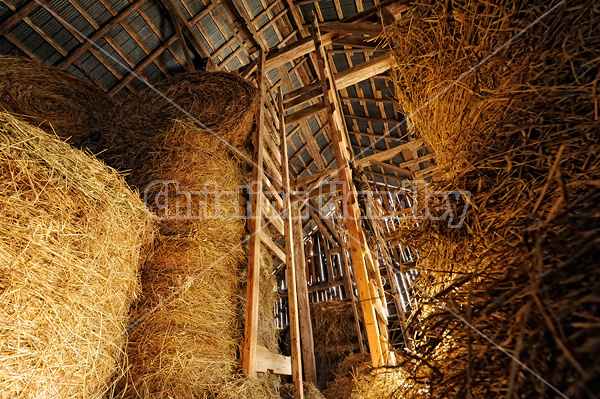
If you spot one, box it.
[355,139,424,167]
[285,101,327,124]
[264,33,334,71]
[242,52,266,378]
[291,202,317,385]
[319,21,383,36]
[335,53,393,90]
[312,19,389,367]
[276,65,325,170]
[279,88,305,399]
[0,0,43,35]
[162,0,195,72]
[57,0,148,69]
[284,86,324,110]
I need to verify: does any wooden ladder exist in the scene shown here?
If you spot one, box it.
[242,51,316,399]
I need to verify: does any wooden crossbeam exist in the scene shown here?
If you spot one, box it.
[355,139,424,167]
[0,0,43,35]
[285,100,327,124]
[319,21,383,36]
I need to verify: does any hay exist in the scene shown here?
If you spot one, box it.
[112,81,280,397]
[381,0,600,397]
[99,71,258,174]
[323,354,406,399]
[311,300,361,389]
[0,56,115,148]
[280,382,326,399]
[0,112,153,398]
[117,235,245,398]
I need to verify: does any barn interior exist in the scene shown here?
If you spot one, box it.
[0,0,599,398]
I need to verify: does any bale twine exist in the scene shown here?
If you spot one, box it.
[0,112,153,398]
[0,56,115,148]
[381,0,600,397]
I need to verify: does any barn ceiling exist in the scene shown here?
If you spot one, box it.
[0,0,434,198]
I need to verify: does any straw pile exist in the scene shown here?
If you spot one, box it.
[108,72,280,398]
[0,56,115,148]
[0,112,153,398]
[99,71,258,174]
[380,0,600,397]
[311,301,360,389]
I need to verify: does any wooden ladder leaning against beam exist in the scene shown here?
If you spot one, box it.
[242,51,316,399]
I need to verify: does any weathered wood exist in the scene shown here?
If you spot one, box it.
[355,139,424,167]
[261,230,287,263]
[311,19,389,367]
[291,202,317,384]
[256,345,292,375]
[320,21,383,36]
[0,0,43,35]
[335,53,393,90]
[264,33,334,71]
[279,88,305,399]
[242,52,266,378]
[57,0,148,69]
[284,86,324,110]
[285,100,327,124]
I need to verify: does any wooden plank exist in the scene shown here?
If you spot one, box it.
[285,100,326,124]
[283,81,322,102]
[256,345,292,375]
[279,88,305,399]
[264,33,334,71]
[242,51,266,378]
[261,230,287,263]
[355,139,424,167]
[262,197,285,236]
[319,21,383,36]
[335,53,393,90]
[284,86,324,110]
[0,0,43,35]
[312,20,388,367]
[277,65,325,170]
[292,202,317,385]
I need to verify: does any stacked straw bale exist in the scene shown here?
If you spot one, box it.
[0,112,153,398]
[0,56,115,148]
[108,72,280,398]
[310,301,360,389]
[377,0,600,398]
[98,71,258,175]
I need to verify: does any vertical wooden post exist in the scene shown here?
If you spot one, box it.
[279,87,305,399]
[310,19,389,367]
[242,50,266,377]
[292,203,318,385]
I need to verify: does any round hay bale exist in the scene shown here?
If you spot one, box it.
[0,56,115,148]
[129,120,248,241]
[120,235,245,398]
[383,0,600,397]
[101,71,258,173]
[0,112,153,398]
